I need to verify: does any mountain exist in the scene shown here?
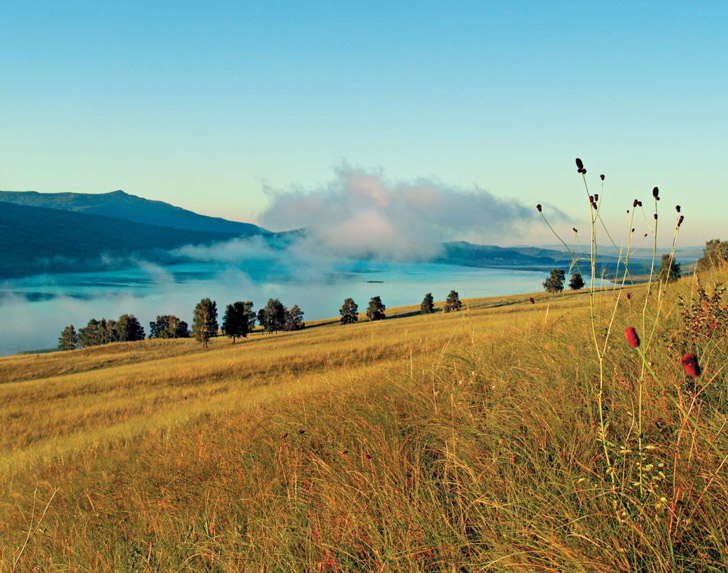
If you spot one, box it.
[0,202,244,278]
[0,190,267,235]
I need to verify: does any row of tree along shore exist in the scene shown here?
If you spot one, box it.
[57,290,466,351]
[55,249,693,353]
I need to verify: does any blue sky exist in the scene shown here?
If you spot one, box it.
[1,1,726,246]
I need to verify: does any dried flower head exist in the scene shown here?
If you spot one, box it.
[678,215,684,227]
[536,204,542,212]
[575,158,584,170]
[529,297,535,304]
[681,353,701,377]
[600,174,605,181]
[626,293,632,300]
[652,186,659,199]
[633,199,639,208]
[572,227,578,233]
[594,193,599,202]
[625,327,640,348]
[675,205,681,213]
[582,168,587,174]
[654,213,658,220]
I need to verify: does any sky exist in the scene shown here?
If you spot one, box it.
[1,1,726,247]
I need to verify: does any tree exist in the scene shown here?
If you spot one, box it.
[420,293,434,314]
[284,304,305,331]
[569,272,585,291]
[149,315,189,338]
[222,301,255,342]
[192,298,218,348]
[444,290,462,313]
[58,325,78,351]
[258,298,285,333]
[340,298,359,325]
[98,318,119,345]
[117,314,145,341]
[696,239,728,272]
[543,269,565,294]
[366,296,386,321]
[78,319,101,348]
[657,254,681,283]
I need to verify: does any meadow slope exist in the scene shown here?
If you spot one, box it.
[1,275,726,571]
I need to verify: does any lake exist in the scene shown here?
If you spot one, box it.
[0,259,552,357]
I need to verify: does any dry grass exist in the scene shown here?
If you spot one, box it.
[0,276,726,571]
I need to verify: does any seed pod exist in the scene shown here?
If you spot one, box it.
[678,215,684,227]
[594,194,599,201]
[536,204,542,212]
[600,174,605,181]
[652,186,659,199]
[675,205,681,213]
[575,158,584,170]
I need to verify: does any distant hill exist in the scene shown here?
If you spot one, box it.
[0,190,267,235]
[0,202,243,278]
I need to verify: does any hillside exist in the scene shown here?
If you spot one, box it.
[1,274,726,570]
[0,189,267,235]
[0,202,243,278]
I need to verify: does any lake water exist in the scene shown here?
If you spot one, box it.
[0,260,550,357]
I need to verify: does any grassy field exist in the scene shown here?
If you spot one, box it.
[1,273,726,571]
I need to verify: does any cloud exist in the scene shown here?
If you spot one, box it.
[259,165,542,260]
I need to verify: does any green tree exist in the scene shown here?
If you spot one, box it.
[258,298,285,333]
[284,304,305,331]
[696,239,728,272]
[78,319,101,348]
[444,290,462,313]
[420,293,434,314]
[543,269,565,294]
[117,314,145,341]
[340,298,359,325]
[99,318,119,345]
[222,301,255,342]
[569,272,585,290]
[192,298,218,348]
[366,296,386,321]
[149,315,189,338]
[657,254,681,283]
[58,325,78,351]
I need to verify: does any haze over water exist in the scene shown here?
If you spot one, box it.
[0,261,550,357]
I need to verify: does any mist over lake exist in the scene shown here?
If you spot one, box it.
[0,259,552,356]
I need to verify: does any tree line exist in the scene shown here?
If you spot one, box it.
[58,297,306,351]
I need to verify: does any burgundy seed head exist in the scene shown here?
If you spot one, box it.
[652,186,659,199]
[529,297,535,304]
[675,205,681,213]
[638,201,643,207]
[582,168,587,174]
[625,327,640,348]
[573,227,578,233]
[575,158,584,170]
[681,353,701,377]
[644,233,648,237]
[633,199,639,208]
[600,174,605,181]
[678,215,684,227]
[592,202,597,210]
[632,228,635,232]
[626,293,631,300]
[536,204,542,212]
[589,195,594,203]
[654,213,658,220]
[594,194,599,202]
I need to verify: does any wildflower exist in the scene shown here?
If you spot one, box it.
[625,327,640,348]
[654,213,658,220]
[572,227,578,233]
[594,194,599,201]
[681,353,701,377]
[678,215,684,227]
[576,158,584,170]
[633,199,639,208]
[676,205,681,213]
[536,204,542,212]
[653,187,659,199]
[582,168,587,174]
[529,297,535,304]
[600,174,605,181]
[638,201,643,207]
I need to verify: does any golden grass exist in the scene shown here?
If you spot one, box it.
[1,278,726,571]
